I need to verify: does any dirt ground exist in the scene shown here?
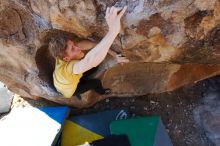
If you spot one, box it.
[2,78,216,146]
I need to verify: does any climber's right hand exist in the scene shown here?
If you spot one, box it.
[105,6,127,35]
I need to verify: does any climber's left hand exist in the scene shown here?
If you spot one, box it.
[115,54,129,64]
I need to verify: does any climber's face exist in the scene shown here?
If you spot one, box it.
[63,39,84,61]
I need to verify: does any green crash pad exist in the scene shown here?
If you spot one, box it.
[110,116,172,146]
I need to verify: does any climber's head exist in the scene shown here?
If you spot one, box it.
[48,36,84,61]
[62,39,84,61]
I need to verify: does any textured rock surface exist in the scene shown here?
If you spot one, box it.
[1,0,220,107]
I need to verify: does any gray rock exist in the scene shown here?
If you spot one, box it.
[194,91,220,145]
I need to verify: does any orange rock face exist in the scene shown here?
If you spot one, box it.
[0,0,220,107]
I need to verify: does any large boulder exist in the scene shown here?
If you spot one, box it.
[0,0,220,107]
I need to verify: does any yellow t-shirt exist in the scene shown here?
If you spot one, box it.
[53,58,83,98]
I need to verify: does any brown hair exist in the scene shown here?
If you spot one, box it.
[48,36,67,59]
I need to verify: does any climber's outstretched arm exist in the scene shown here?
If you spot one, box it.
[76,40,129,64]
[73,6,127,74]
[75,40,96,51]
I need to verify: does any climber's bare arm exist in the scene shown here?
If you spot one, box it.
[108,50,129,63]
[73,6,127,74]
[76,40,117,54]
[76,40,129,63]
[76,40,116,56]
[75,40,96,51]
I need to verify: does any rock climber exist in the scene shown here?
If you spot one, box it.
[48,6,128,98]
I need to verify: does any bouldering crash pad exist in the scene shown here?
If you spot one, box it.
[61,109,129,146]
[110,116,172,146]
[0,106,69,146]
